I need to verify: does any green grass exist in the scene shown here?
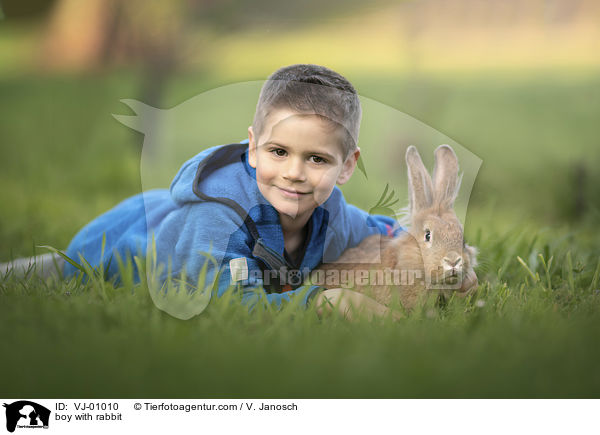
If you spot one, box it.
[1,70,599,397]
[1,221,599,398]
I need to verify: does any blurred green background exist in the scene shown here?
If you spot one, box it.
[1,0,599,399]
[1,0,599,259]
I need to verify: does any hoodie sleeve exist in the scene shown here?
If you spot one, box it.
[323,188,404,262]
[152,201,322,315]
[348,204,402,240]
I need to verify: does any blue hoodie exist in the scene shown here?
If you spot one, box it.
[64,142,400,310]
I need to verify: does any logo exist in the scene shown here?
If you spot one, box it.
[229,257,249,282]
[3,401,50,433]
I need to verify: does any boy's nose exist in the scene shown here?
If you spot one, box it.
[283,157,306,181]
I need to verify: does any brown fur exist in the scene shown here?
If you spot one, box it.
[315,145,479,310]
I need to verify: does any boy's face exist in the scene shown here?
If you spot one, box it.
[248,109,360,223]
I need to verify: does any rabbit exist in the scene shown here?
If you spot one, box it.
[316,144,478,310]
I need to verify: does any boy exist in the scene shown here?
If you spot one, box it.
[5,64,400,319]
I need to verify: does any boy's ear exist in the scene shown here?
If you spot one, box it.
[336,148,360,185]
[247,126,257,168]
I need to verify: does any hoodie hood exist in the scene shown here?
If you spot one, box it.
[169,140,269,212]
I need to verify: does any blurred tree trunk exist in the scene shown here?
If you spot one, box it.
[41,0,186,106]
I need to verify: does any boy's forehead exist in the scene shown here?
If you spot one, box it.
[263,108,321,129]
[261,109,345,154]
[262,109,298,129]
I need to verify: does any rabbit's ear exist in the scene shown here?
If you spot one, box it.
[405,146,433,214]
[432,145,460,209]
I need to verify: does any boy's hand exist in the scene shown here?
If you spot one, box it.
[314,288,403,322]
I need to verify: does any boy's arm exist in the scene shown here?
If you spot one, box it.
[324,189,403,261]
[347,203,402,240]
[154,201,323,313]
[238,281,324,312]
[314,288,403,321]
[319,190,405,319]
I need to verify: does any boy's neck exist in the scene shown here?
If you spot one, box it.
[279,212,310,257]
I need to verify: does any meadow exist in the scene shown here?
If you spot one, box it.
[1,69,599,398]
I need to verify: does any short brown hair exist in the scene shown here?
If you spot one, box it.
[252,64,362,157]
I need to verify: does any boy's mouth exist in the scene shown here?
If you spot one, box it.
[277,186,310,199]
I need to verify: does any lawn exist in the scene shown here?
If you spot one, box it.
[1,69,599,398]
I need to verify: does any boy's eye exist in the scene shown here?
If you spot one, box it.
[310,155,327,164]
[270,148,287,157]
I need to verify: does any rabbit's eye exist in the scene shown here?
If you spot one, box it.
[425,230,431,242]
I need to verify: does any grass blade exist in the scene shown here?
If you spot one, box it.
[517,256,539,283]
[588,257,600,292]
[38,245,85,274]
[566,251,575,294]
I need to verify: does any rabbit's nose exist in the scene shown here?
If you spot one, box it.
[443,256,462,271]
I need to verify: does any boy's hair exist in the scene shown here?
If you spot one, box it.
[252,64,362,157]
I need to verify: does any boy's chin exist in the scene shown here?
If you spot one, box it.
[271,197,318,218]
[268,193,325,221]
[276,207,302,219]
[275,205,312,220]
